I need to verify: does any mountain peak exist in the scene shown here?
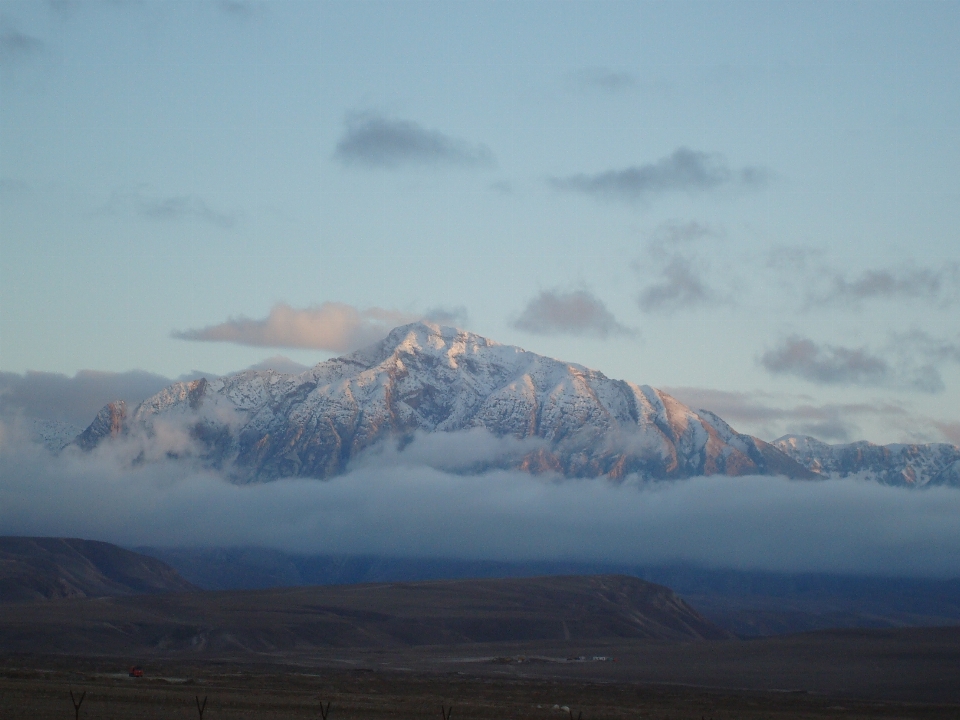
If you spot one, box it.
[344,321,501,370]
[74,324,814,482]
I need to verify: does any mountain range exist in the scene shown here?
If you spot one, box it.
[75,322,959,486]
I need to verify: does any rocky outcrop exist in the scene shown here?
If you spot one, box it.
[74,400,126,450]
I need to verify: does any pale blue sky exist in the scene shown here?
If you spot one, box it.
[2,0,959,445]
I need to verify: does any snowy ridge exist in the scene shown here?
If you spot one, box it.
[773,435,960,487]
[75,322,812,482]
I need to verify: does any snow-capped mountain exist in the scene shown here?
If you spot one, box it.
[74,322,814,482]
[773,435,960,487]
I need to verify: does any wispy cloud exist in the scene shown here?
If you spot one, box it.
[512,290,633,338]
[334,112,495,169]
[423,306,469,327]
[933,421,960,445]
[0,22,42,64]
[760,336,944,393]
[665,386,910,444]
[635,220,729,313]
[806,265,959,308]
[550,148,769,202]
[897,329,960,365]
[568,67,637,92]
[243,356,311,374]
[107,188,236,228]
[767,247,959,311]
[638,256,719,312]
[173,302,420,353]
[218,0,254,17]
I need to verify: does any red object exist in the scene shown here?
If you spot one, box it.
[129,666,143,677]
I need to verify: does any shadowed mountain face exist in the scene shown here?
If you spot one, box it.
[75,322,812,482]
[0,574,730,657]
[0,537,196,603]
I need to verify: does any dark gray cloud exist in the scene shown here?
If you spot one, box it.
[762,337,889,386]
[760,336,944,393]
[334,112,495,169]
[550,148,769,202]
[423,305,469,327]
[568,67,637,92]
[635,221,728,313]
[807,265,959,308]
[512,290,633,338]
[0,369,173,428]
[3,423,960,576]
[0,22,43,64]
[107,188,236,228]
[638,256,719,312]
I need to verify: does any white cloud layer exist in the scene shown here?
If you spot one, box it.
[173,302,420,352]
[2,423,959,577]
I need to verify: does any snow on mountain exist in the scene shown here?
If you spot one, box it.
[773,435,960,487]
[74,322,813,482]
[25,418,83,452]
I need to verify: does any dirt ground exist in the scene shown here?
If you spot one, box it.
[2,656,959,720]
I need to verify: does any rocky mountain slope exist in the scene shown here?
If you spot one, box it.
[74,322,811,482]
[773,435,960,487]
[0,537,196,603]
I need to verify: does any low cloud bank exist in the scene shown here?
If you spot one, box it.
[2,423,959,578]
[0,369,174,428]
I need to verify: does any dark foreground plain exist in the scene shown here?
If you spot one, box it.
[3,630,960,720]
[1,578,960,716]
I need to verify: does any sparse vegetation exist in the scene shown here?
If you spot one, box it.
[0,659,957,720]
